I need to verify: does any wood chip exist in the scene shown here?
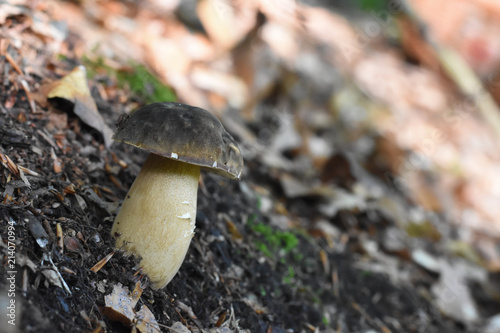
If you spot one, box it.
[18,165,41,177]
[51,148,62,173]
[37,129,58,149]
[90,251,114,273]
[0,152,19,176]
[63,183,76,195]
[19,79,37,113]
[56,223,64,254]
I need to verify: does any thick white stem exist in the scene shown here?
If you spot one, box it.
[112,153,200,289]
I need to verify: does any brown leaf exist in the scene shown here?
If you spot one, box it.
[197,0,257,51]
[64,236,84,255]
[46,66,113,147]
[225,217,243,241]
[102,284,136,325]
[135,305,160,333]
[102,283,159,333]
[0,3,29,24]
[320,153,356,189]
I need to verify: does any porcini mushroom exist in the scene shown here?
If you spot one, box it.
[112,102,243,289]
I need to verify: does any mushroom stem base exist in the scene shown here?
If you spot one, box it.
[111,153,200,289]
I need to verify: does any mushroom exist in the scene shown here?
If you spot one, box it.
[111,102,243,289]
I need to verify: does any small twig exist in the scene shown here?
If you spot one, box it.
[19,79,37,113]
[48,255,72,295]
[4,52,24,75]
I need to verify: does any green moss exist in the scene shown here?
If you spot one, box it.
[246,216,303,286]
[282,266,295,284]
[247,217,299,257]
[81,54,109,79]
[247,214,257,225]
[256,195,262,210]
[360,270,372,277]
[293,252,304,262]
[280,231,299,252]
[116,64,176,103]
[255,241,272,257]
[81,55,176,103]
[357,0,388,11]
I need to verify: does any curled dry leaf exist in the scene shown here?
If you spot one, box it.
[102,283,159,333]
[0,3,29,24]
[134,305,159,333]
[46,66,114,147]
[41,269,63,289]
[102,283,137,325]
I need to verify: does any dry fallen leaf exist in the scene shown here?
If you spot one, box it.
[134,305,159,333]
[46,66,114,147]
[41,269,63,289]
[0,3,29,24]
[431,261,483,324]
[197,0,257,51]
[102,283,160,333]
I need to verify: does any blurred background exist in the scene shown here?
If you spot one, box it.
[2,0,500,331]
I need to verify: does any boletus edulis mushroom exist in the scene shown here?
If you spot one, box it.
[112,102,243,289]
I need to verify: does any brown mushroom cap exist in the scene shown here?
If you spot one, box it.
[113,102,243,179]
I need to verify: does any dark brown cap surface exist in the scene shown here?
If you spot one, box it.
[113,102,243,179]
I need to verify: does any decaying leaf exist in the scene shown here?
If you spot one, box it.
[168,322,190,333]
[135,305,159,333]
[27,213,49,249]
[431,261,482,324]
[46,66,113,147]
[222,214,243,241]
[197,0,256,51]
[41,269,63,289]
[102,283,159,333]
[0,3,29,24]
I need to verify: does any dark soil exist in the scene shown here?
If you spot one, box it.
[1,6,497,333]
[0,66,472,333]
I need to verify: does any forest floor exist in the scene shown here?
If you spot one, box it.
[1,1,500,332]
